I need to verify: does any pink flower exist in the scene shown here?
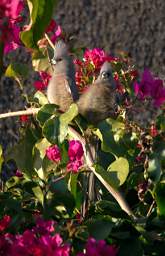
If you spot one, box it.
[77,238,118,256]
[0,0,24,19]
[19,115,29,122]
[84,48,107,70]
[134,69,165,107]
[34,71,51,91]
[0,0,24,54]
[15,169,23,177]
[39,234,70,256]
[33,217,55,235]
[46,145,61,163]
[67,140,84,173]
[45,19,62,44]
[0,215,11,232]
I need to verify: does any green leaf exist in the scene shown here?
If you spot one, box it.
[154,181,165,217]
[7,128,38,178]
[35,138,51,159]
[33,138,51,180]
[32,51,52,73]
[95,164,117,188]
[20,0,58,49]
[34,91,48,106]
[107,157,129,187]
[87,218,113,240]
[96,200,128,219]
[5,63,29,79]
[37,104,58,126]
[118,238,143,256]
[59,103,79,143]
[49,179,75,214]
[43,104,78,144]
[6,176,21,189]
[147,156,162,182]
[32,186,44,205]
[68,173,78,199]
[43,116,60,144]
[97,120,125,157]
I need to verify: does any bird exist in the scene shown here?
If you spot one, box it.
[77,61,119,124]
[77,62,119,215]
[47,40,79,112]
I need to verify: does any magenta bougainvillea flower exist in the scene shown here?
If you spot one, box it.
[67,140,84,173]
[0,0,24,53]
[46,145,61,163]
[15,169,23,177]
[74,48,117,91]
[34,71,51,91]
[0,215,11,232]
[0,217,70,255]
[19,115,29,122]
[134,69,165,107]
[77,237,118,256]
[46,19,62,44]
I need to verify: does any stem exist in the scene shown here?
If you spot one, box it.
[146,200,155,217]
[0,108,39,119]
[45,33,55,50]
[68,126,135,218]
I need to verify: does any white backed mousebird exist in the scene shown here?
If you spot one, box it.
[77,61,119,124]
[47,40,79,112]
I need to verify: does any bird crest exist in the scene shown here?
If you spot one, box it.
[53,40,69,61]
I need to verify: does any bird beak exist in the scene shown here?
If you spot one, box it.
[51,58,56,65]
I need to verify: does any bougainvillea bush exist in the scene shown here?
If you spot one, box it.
[0,1,165,255]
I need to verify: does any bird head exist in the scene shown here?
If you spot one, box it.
[96,61,116,88]
[51,40,69,65]
[99,61,113,80]
[51,40,75,76]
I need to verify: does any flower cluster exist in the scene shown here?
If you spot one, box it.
[46,145,61,163]
[0,216,70,256]
[74,48,117,91]
[134,69,165,107]
[67,140,84,173]
[37,19,62,49]
[0,215,11,232]
[45,19,62,44]
[34,71,51,91]
[77,238,118,256]
[0,0,24,54]
[46,140,84,173]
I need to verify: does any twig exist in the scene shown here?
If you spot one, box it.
[45,33,55,50]
[68,126,135,218]
[0,107,134,217]
[0,108,39,119]
[146,200,155,217]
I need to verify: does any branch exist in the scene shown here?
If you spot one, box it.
[0,108,39,119]
[68,126,135,218]
[0,107,135,218]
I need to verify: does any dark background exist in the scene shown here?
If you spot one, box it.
[0,0,165,152]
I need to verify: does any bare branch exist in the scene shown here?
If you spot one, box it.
[68,126,135,218]
[0,108,39,119]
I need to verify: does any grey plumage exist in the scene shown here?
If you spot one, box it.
[77,61,119,124]
[47,40,79,112]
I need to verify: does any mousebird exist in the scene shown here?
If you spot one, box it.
[47,40,79,112]
[77,61,119,124]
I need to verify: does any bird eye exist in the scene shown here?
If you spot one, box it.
[56,58,62,62]
[101,71,111,79]
[51,58,63,65]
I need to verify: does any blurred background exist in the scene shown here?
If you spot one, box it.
[0,0,165,152]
